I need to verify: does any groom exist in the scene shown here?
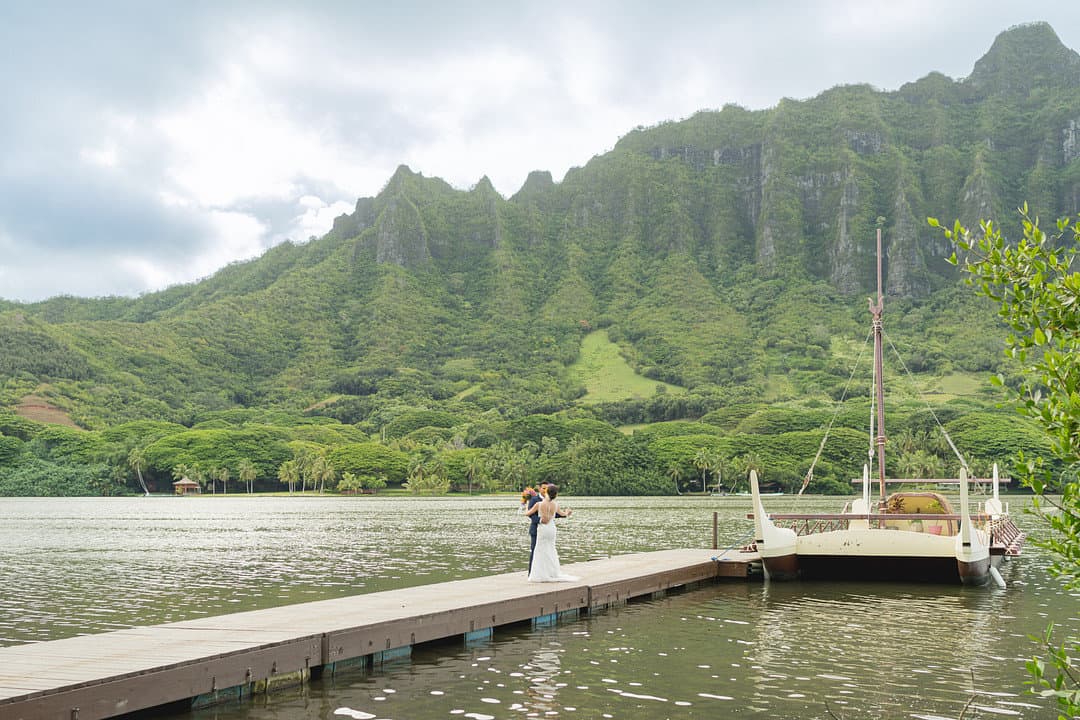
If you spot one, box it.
[527,481,568,573]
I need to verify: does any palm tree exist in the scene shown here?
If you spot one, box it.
[278,460,298,494]
[127,447,150,496]
[693,449,712,493]
[512,448,531,490]
[896,451,922,480]
[217,467,230,495]
[237,459,257,494]
[667,463,683,495]
[465,455,484,495]
[891,427,918,456]
[405,456,449,494]
[728,454,762,493]
[189,465,210,494]
[429,456,448,487]
[313,455,336,493]
[407,456,427,488]
[294,449,318,494]
[339,471,362,493]
[709,452,726,494]
[486,440,518,492]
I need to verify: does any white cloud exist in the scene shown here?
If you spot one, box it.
[2,2,1080,301]
[110,210,267,293]
[79,141,119,169]
[154,71,314,207]
[114,255,183,294]
[820,0,937,37]
[287,196,354,244]
[3,247,148,300]
[196,210,268,274]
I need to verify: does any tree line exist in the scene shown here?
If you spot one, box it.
[0,399,1057,498]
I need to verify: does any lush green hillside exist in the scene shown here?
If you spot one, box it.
[569,330,686,403]
[0,23,1074,495]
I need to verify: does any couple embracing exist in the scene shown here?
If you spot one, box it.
[524,481,578,583]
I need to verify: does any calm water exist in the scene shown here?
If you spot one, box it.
[1,495,1075,719]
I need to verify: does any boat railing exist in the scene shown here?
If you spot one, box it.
[745,511,1024,555]
[847,477,1014,485]
[747,512,996,536]
[988,516,1025,556]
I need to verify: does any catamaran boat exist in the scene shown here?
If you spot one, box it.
[748,229,1024,585]
[749,465,1023,584]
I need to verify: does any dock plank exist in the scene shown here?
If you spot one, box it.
[0,548,753,720]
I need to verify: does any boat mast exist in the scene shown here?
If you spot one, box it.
[871,227,887,502]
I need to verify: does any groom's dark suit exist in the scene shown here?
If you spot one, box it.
[527,492,566,573]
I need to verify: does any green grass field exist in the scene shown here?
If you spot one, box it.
[569,330,686,404]
[923,372,988,401]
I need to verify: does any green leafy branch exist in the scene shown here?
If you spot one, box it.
[932,206,1080,717]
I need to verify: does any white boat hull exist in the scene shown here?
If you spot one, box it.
[749,470,993,586]
[760,527,992,585]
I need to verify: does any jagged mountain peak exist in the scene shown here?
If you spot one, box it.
[966,21,1080,94]
[7,22,1080,430]
[471,175,498,195]
[379,164,427,199]
[390,163,419,181]
[513,170,554,198]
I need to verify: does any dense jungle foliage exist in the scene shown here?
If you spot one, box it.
[0,23,1077,496]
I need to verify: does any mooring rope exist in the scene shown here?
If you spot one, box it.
[712,528,757,560]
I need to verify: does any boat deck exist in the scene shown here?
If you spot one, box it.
[751,512,1025,556]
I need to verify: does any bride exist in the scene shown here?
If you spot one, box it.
[525,484,578,582]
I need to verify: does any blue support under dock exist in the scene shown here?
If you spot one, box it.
[0,548,757,720]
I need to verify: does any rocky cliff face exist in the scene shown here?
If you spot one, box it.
[830,171,862,295]
[374,196,430,267]
[958,159,998,232]
[343,23,1080,304]
[1063,119,1080,164]
[886,189,930,299]
[12,24,1080,426]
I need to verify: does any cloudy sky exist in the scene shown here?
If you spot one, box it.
[2,1,1078,302]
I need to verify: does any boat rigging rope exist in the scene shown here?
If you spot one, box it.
[883,330,971,474]
[798,328,874,497]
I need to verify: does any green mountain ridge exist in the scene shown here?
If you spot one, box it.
[1,22,1078,435]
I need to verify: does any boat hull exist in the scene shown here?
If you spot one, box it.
[760,552,800,581]
[757,527,991,585]
[762,553,989,585]
[957,556,992,586]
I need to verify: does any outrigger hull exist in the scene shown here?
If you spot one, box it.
[750,470,994,586]
[759,546,991,585]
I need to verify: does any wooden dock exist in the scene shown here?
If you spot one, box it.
[0,548,760,720]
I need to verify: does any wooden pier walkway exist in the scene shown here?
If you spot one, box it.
[0,548,759,720]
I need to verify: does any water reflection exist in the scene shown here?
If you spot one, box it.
[744,581,1032,717]
[2,495,1072,719]
[0,495,747,645]
[523,644,564,714]
[238,579,1058,720]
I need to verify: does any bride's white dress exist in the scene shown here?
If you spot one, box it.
[528,510,578,583]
